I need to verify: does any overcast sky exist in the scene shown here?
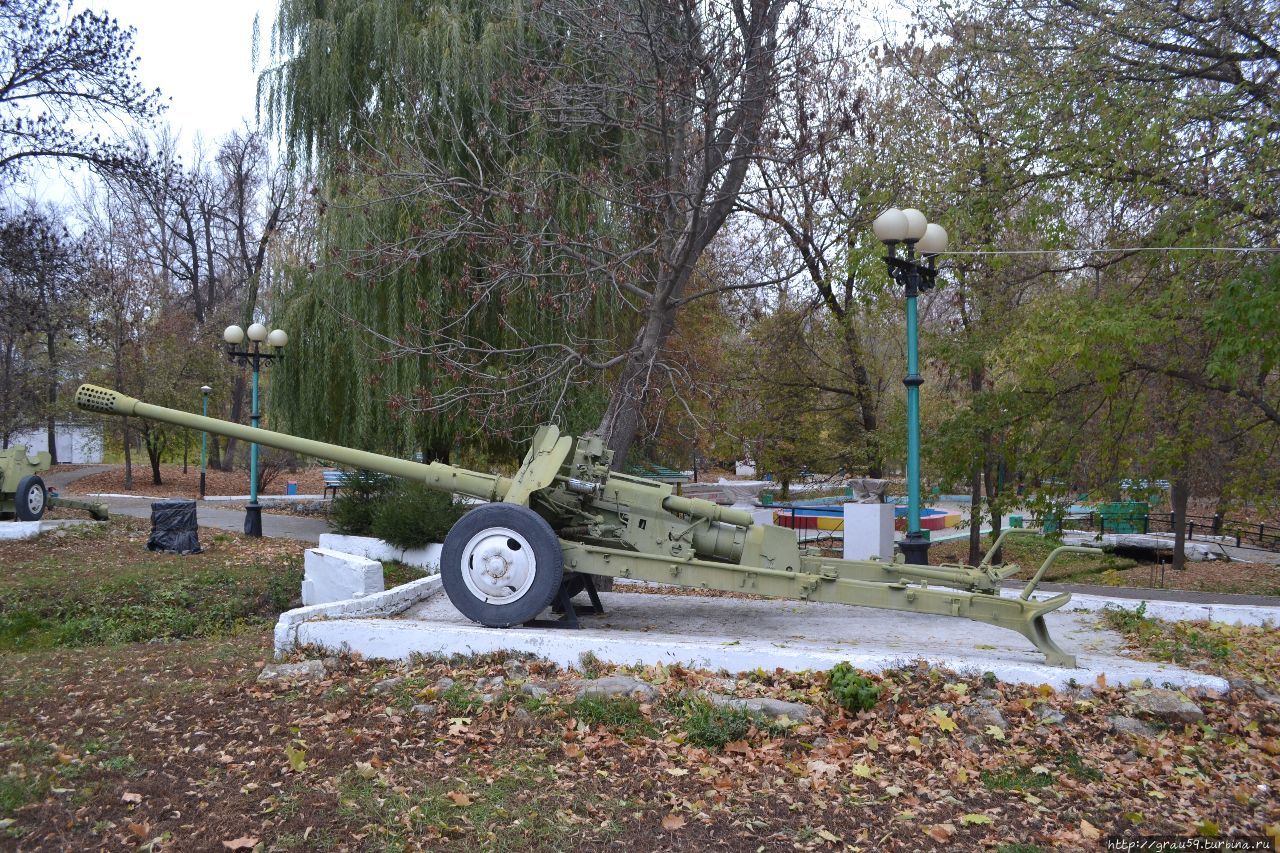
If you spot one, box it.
[20,0,278,207]
[109,0,278,145]
[21,0,899,209]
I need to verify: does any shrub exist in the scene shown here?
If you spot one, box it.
[329,470,395,536]
[370,483,467,549]
[828,662,880,713]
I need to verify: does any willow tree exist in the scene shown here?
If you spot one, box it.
[260,0,631,458]
[262,0,798,465]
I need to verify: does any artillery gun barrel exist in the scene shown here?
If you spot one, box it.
[75,384,510,501]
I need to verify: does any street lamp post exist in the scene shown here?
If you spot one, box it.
[222,323,288,537]
[199,385,212,499]
[872,207,947,565]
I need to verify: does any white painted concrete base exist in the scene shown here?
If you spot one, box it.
[272,577,1273,691]
[0,521,41,541]
[274,575,442,654]
[1061,592,1278,627]
[0,519,106,541]
[317,533,442,572]
[302,547,384,605]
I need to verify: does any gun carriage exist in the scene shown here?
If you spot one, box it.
[1,448,108,521]
[76,383,1090,667]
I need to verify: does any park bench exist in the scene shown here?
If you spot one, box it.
[625,461,690,483]
[322,469,344,499]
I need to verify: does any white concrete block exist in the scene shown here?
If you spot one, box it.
[317,534,443,572]
[1058,593,1279,628]
[302,547,385,605]
[274,575,442,654]
[843,503,895,561]
[0,522,41,541]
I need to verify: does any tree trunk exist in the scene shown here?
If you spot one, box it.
[145,431,163,486]
[1,337,13,449]
[45,330,58,464]
[984,448,1003,565]
[1171,475,1190,571]
[122,417,133,490]
[220,372,246,471]
[841,322,881,477]
[598,307,676,469]
[967,465,984,566]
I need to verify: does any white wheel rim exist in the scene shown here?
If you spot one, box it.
[26,486,44,516]
[459,525,538,606]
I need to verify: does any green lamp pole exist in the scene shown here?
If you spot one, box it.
[872,207,947,565]
[199,385,212,498]
[222,323,288,537]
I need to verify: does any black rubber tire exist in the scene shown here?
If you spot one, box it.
[15,475,46,521]
[440,503,564,627]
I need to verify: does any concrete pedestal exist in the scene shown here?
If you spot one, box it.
[302,547,385,605]
[842,503,895,561]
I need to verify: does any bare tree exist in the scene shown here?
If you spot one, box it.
[0,0,162,185]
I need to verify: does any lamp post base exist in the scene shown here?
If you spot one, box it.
[199,471,206,500]
[899,532,931,566]
[244,503,263,537]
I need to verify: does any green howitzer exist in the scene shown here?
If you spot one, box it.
[1,447,108,521]
[76,383,1086,666]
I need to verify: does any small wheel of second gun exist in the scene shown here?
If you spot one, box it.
[440,503,564,627]
[15,474,47,521]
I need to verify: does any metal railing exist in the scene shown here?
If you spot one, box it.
[774,507,845,553]
[1060,510,1280,553]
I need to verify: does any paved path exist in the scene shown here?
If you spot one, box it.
[41,464,114,490]
[97,496,331,543]
[47,465,330,543]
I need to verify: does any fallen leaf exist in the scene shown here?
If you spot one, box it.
[663,767,689,777]
[926,823,955,842]
[932,711,957,733]
[661,813,686,831]
[816,828,841,843]
[127,821,149,840]
[284,743,307,773]
[563,743,582,758]
[724,740,751,754]
[985,725,1006,741]
[121,792,142,804]
[961,813,993,826]
[222,837,259,851]
[447,791,473,807]
[1080,819,1100,840]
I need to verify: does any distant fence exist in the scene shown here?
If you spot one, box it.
[1062,510,1280,553]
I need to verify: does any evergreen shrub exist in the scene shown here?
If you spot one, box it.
[370,482,467,550]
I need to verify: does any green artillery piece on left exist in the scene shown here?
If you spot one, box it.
[0,448,109,522]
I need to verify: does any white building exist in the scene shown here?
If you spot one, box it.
[9,423,103,463]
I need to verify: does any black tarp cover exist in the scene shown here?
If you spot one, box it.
[146,499,202,554]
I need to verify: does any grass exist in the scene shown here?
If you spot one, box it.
[980,765,1055,791]
[334,760,585,852]
[677,697,783,749]
[0,562,300,650]
[564,695,653,736]
[930,532,1136,581]
[1100,603,1277,688]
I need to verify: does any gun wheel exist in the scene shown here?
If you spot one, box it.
[15,475,46,521]
[440,503,564,627]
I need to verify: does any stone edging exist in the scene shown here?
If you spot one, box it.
[273,574,443,655]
